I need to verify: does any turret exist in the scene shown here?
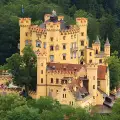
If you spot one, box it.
[104,37,110,57]
[35,48,47,99]
[87,63,98,105]
[19,18,31,55]
[92,36,101,54]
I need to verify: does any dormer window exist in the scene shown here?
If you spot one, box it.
[36,40,41,47]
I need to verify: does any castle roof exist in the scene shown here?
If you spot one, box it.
[95,36,100,44]
[105,37,110,46]
[97,65,107,80]
[47,62,85,72]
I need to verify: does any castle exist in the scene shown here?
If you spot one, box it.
[19,10,111,108]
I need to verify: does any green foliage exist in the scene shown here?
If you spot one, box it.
[106,51,120,89]
[6,46,37,93]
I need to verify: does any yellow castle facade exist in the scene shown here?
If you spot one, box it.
[19,10,111,108]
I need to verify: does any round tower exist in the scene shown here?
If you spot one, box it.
[35,48,47,99]
[92,36,101,54]
[104,37,110,57]
[19,18,31,55]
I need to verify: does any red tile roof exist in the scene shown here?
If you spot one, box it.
[97,65,107,80]
[47,63,85,72]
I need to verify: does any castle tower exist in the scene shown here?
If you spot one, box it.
[87,64,98,105]
[76,18,88,39]
[104,37,110,57]
[92,36,101,54]
[35,48,47,99]
[19,18,31,55]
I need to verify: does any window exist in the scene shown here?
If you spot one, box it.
[81,51,84,56]
[63,88,66,91]
[63,54,66,60]
[25,40,32,46]
[72,101,73,105]
[71,35,73,39]
[44,35,46,39]
[96,49,98,54]
[89,52,92,56]
[74,35,76,38]
[74,52,76,58]
[93,85,95,89]
[51,78,53,83]
[65,94,66,98]
[50,55,54,62]
[81,32,84,36]
[63,36,66,40]
[25,32,28,36]
[41,70,43,74]
[43,42,46,49]
[50,45,54,51]
[63,44,66,50]
[50,37,53,41]
[98,81,100,86]
[93,76,95,80]
[63,94,64,98]
[81,41,84,46]
[99,59,102,63]
[56,79,59,84]
[93,96,95,99]
[69,101,71,105]
[36,40,41,47]
[51,89,53,92]
[41,78,43,83]
[89,60,92,63]
[41,63,43,66]
[71,52,73,59]
[56,90,58,93]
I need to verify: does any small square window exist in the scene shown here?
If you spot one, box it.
[50,37,53,41]
[99,59,102,63]
[56,79,59,84]
[41,70,43,74]
[89,60,92,63]
[41,78,43,83]
[63,44,66,50]
[81,32,84,36]
[50,45,54,51]
[89,52,92,56]
[63,54,66,60]
[81,51,84,56]
[81,41,84,46]
[51,78,53,83]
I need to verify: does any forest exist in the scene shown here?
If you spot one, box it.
[0,94,120,120]
[0,0,120,64]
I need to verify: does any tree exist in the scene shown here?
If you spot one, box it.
[6,105,40,120]
[0,94,27,119]
[6,46,37,95]
[106,51,120,89]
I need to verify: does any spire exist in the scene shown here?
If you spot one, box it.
[52,10,57,16]
[105,37,110,46]
[95,36,100,44]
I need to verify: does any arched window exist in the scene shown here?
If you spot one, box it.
[36,40,41,47]
[96,49,98,54]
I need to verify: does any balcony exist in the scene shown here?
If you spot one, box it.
[70,47,78,52]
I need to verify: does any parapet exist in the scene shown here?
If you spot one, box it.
[87,63,98,69]
[19,18,31,27]
[76,18,88,26]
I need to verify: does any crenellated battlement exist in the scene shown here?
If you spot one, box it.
[87,63,98,68]
[76,18,88,26]
[19,18,31,27]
